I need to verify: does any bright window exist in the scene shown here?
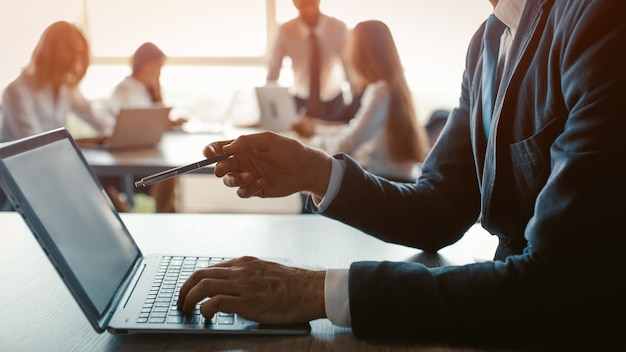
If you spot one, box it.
[87,0,268,58]
[80,0,492,124]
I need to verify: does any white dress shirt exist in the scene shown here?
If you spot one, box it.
[266,14,351,102]
[321,0,527,328]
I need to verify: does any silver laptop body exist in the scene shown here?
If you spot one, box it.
[254,86,299,132]
[107,107,172,150]
[0,128,310,335]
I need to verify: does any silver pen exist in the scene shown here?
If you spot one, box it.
[134,154,232,187]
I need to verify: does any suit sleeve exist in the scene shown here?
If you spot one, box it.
[340,1,626,347]
[316,47,482,252]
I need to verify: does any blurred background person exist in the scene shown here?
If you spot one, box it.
[291,20,429,182]
[108,42,186,213]
[266,0,355,122]
[0,20,113,143]
[0,21,131,211]
[108,41,187,128]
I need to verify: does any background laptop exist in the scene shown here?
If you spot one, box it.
[254,86,299,132]
[0,128,310,335]
[106,107,172,150]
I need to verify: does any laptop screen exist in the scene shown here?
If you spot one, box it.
[255,86,298,132]
[0,129,140,318]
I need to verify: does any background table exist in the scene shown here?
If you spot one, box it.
[81,128,253,205]
[0,212,498,351]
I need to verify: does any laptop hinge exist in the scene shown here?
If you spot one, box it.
[103,257,145,325]
[120,261,146,309]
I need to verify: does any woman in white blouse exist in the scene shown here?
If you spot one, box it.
[0,21,128,211]
[108,42,185,213]
[291,20,429,182]
[1,21,113,143]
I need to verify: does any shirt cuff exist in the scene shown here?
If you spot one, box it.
[313,157,346,211]
[324,268,351,327]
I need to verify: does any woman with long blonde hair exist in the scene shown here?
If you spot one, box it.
[107,42,186,213]
[292,20,429,181]
[1,21,113,142]
[0,21,124,210]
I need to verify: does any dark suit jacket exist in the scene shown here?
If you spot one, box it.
[308,0,626,348]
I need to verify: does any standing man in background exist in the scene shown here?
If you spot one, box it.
[266,0,355,122]
[108,42,186,213]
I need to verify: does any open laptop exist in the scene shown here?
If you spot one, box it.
[0,128,311,335]
[254,86,299,132]
[105,107,172,150]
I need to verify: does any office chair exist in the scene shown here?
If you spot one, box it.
[425,109,450,147]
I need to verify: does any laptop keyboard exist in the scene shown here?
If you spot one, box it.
[136,256,235,325]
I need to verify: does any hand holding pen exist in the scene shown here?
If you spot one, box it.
[134,154,232,188]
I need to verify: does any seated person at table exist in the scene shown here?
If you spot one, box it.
[0,21,130,212]
[0,21,112,143]
[176,1,625,350]
[108,42,185,213]
[291,20,429,182]
[108,42,186,128]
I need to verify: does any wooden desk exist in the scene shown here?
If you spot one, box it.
[81,128,251,204]
[0,212,497,351]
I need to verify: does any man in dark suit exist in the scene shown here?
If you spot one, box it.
[178,0,626,349]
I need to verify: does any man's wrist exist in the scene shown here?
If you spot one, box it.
[295,268,328,321]
[324,268,351,327]
[312,157,345,211]
[306,148,333,198]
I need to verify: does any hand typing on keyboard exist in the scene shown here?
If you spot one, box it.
[138,256,236,325]
[177,256,327,325]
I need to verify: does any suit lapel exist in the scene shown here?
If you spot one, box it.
[481,0,555,228]
[490,0,552,143]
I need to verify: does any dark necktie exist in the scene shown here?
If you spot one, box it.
[481,14,507,138]
[308,31,321,117]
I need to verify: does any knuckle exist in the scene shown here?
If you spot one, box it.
[201,296,225,316]
[189,269,205,281]
[198,277,213,290]
[238,255,256,262]
[210,296,224,310]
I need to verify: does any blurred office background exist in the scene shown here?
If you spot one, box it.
[0,0,492,213]
[1,0,491,126]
